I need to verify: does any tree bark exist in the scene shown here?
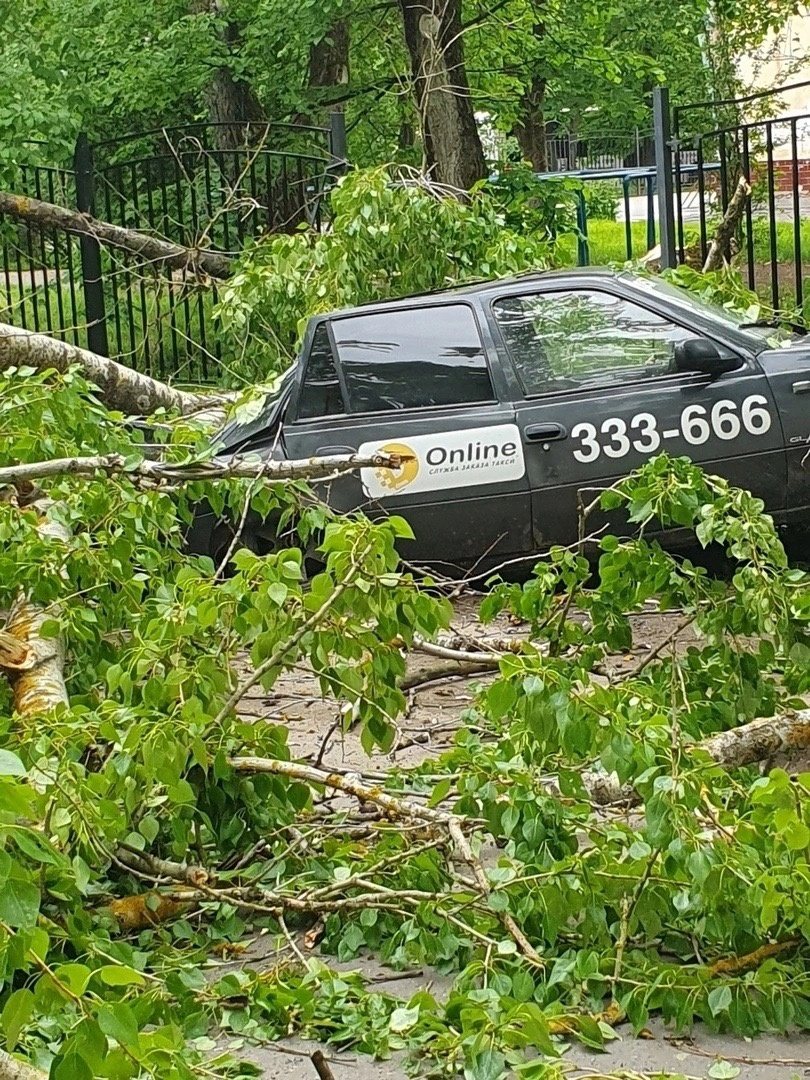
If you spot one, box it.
[0,1049,48,1080]
[0,192,231,280]
[1,595,69,717]
[0,499,70,718]
[193,0,267,153]
[398,0,487,190]
[307,20,350,116]
[0,323,223,417]
[0,452,404,488]
[513,75,548,171]
[703,175,751,272]
[584,709,810,806]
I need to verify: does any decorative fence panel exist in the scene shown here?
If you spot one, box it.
[0,118,345,383]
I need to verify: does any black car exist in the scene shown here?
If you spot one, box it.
[192,269,810,568]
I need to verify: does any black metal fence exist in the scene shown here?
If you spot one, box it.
[1,118,346,382]
[545,128,656,172]
[656,80,810,313]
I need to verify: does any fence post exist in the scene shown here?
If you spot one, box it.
[652,87,677,269]
[328,112,348,175]
[575,190,590,267]
[73,133,109,357]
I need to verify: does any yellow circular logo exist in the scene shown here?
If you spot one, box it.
[374,441,420,492]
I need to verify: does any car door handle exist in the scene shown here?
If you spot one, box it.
[316,444,355,455]
[524,422,568,442]
[793,380,810,394]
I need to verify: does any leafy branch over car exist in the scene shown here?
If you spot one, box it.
[0,302,808,1077]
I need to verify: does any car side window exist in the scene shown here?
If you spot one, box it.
[331,304,494,413]
[492,290,695,396]
[296,323,346,419]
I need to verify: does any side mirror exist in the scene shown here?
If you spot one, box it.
[673,337,742,375]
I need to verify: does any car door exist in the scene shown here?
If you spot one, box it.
[756,342,810,520]
[489,286,787,548]
[280,302,533,566]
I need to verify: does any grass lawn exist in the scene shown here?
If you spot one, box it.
[555,216,810,269]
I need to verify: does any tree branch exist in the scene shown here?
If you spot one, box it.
[0,322,224,417]
[0,451,404,488]
[703,176,751,272]
[583,708,810,806]
[0,192,232,280]
[228,754,545,966]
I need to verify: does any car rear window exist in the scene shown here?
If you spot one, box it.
[331,304,494,413]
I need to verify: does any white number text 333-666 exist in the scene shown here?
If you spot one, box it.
[570,395,772,463]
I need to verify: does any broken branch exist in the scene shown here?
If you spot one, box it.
[0,451,403,488]
[584,708,810,806]
[228,754,544,966]
[0,191,232,280]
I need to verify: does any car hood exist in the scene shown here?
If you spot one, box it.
[212,371,294,455]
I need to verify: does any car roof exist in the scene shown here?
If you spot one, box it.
[317,267,635,320]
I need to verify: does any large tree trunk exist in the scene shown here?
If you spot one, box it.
[585,710,810,806]
[0,193,232,280]
[513,75,548,170]
[0,1049,47,1080]
[398,0,487,190]
[308,20,350,116]
[193,0,267,153]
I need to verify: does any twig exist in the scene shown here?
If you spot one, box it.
[311,1049,337,1080]
[229,755,545,967]
[620,612,697,681]
[211,581,350,728]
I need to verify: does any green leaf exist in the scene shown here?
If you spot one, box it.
[53,963,92,998]
[783,817,810,851]
[0,750,26,777]
[96,964,146,987]
[389,1005,420,1033]
[465,1048,507,1080]
[1,988,34,1049]
[98,1002,140,1048]
[428,777,452,808]
[707,986,733,1017]
[52,1051,93,1080]
[0,878,40,929]
[708,1061,741,1079]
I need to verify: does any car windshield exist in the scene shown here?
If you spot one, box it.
[624,273,799,343]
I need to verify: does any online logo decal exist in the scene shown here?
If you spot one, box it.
[374,441,420,492]
[359,424,525,500]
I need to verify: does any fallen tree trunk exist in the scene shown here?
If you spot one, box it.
[703,176,751,273]
[0,451,405,488]
[0,323,222,417]
[1,597,69,716]
[584,709,810,806]
[0,192,232,280]
[0,502,70,716]
[0,1049,48,1080]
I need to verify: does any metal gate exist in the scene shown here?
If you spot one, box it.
[0,118,346,382]
[655,81,810,313]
